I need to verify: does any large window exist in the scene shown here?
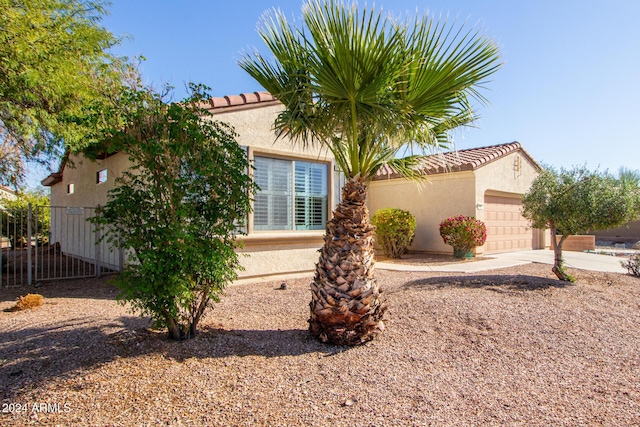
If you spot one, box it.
[253,156,328,231]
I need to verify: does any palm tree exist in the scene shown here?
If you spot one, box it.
[239,0,502,345]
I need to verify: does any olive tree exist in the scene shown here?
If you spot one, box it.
[90,85,256,340]
[522,166,640,281]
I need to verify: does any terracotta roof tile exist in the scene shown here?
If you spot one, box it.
[374,142,540,180]
[206,91,278,113]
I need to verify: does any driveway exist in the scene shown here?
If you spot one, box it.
[376,249,630,274]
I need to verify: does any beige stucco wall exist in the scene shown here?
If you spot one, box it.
[48,152,132,269]
[50,152,133,208]
[212,104,334,278]
[473,151,545,253]
[369,171,477,253]
[211,104,333,160]
[473,151,540,221]
[369,150,544,255]
[593,220,640,242]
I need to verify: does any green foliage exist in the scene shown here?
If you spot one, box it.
[239,0,502,182]
[89,84,256,340]
[522,165,640,281]
[0,0,127,186]
[522,166,640,237]
[371,208,416,258]
[621,254,640,277]
[439,215,487,256]
[0,190,51,247]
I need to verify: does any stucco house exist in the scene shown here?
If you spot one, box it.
[43,92,546,279]
[0,185,16,201]
[370,142,549,255]
[43,92,340,279]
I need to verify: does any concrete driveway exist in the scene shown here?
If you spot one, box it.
[376,249,631,274]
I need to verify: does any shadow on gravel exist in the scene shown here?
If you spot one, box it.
[0,317,346,398]
[0,316,147,398]
[401,274,574,292]
[0,276,120,303]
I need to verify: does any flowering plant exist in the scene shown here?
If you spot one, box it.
[439,215,487,257]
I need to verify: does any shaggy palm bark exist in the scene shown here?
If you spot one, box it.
[309,177,386,345]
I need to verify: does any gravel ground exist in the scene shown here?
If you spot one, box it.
[1,263,639,426]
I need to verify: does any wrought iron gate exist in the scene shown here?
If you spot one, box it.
[1,205,122,287]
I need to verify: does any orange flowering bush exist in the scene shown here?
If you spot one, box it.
[439,215,487,257]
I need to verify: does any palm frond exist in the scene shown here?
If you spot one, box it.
[238,1,502,181]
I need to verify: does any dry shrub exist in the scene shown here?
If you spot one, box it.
[622,254,640,277]
[14,293,44,310]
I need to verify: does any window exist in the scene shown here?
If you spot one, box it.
[96,169,107,184]
[67,183,74,194]
[253,156,328,231]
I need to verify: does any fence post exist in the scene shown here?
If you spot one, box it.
[119,248,125,272]
[95,227,101,278]
[27,203,32,286]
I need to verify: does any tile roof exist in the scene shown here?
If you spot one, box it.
[43,91,281,186]
[374,141,540,180]
[201,91,280,114]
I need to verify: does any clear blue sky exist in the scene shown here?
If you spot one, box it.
[33,0,640,185]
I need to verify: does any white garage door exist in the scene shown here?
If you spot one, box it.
[484,195,537,253]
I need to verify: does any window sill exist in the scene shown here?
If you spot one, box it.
[240,231,325,246]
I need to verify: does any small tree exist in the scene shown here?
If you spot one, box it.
[522,166,640,281]
[89,85,256,340]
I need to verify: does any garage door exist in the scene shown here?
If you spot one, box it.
[484,195,537,253]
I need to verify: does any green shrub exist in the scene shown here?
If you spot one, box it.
[622,254,640,277]
[439,215,487,258]
[89,85,256,341]
[372,208,416,258]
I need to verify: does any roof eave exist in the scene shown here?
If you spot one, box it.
[41,173,62,187]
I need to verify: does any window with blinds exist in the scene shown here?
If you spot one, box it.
[253,156,328,231]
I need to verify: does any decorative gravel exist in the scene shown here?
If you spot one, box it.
[1,263,639,426]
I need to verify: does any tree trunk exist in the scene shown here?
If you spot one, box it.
[309,176,386,345]
[163,308,183,340]
[550,223,574,282]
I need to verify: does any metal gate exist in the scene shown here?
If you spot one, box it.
[1,205,122,287]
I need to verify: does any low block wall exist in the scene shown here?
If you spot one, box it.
[556,235,595,252]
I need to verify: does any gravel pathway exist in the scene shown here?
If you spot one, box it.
[1,263,639,426]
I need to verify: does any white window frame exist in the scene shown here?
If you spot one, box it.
[252,155,329,232]
[96,169,107,184]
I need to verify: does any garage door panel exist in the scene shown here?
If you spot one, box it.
[484,195,534,253]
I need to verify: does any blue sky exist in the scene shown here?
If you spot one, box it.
[31,0,640,185]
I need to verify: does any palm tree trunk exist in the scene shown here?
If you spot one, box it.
[309,176,386,345]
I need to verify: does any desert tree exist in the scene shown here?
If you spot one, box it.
[0,0,126,186]
[239,0,501,344]
[522,166,640,282]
